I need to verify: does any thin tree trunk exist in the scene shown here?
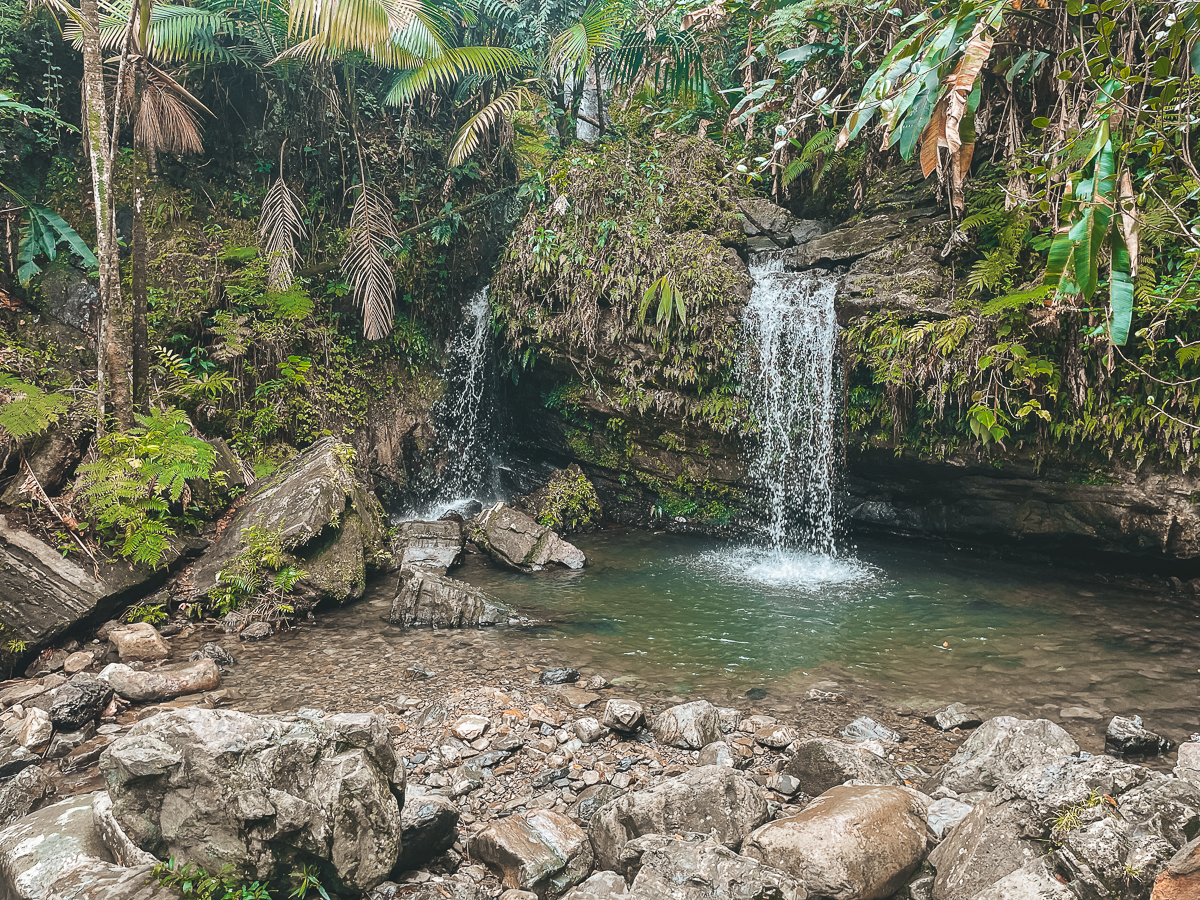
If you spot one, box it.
[79,0,123,430]
[130,60,150,413]
[743,25,756,143]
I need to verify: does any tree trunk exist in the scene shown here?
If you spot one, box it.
[79,0,125,430]
[131,60,150,413]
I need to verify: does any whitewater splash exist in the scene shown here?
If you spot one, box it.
[690,546,873,590]
[740,254,840,556]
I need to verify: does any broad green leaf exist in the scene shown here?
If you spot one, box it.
[1109,224,1133,345]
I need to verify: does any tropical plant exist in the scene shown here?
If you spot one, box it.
[0,373,73,440]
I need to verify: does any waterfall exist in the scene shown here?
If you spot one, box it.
[740,254,840,555]
[409,286,500,516]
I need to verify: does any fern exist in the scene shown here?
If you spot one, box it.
[77,408,217,568]
[0,373,73,440]
[781,128,837,191]
[968,247,1017,296]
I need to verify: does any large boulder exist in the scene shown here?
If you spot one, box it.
[742,785,931,900]
[0,767,54,830]
[396,793,460,871]
[652,701,721,750]
[472,504,586,572]
[388,571,514,627]
[471,809,593,898]
[391,520,464,575]
[970,860,1073,900]
[190,437,389,606]
[43,861,183,900]
[928,754,1198,900]
[99,708,404,893]
[588,766,769,873]
[49,673,114,731]
[0,793,113,900]
[780,737,903,796]
[1152,836,1200,900]
[0,422,87,507]
[98,660,220,703]
[614,833,807,900]
[929,716,1079,794]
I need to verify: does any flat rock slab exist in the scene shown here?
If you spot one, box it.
[391,520,464,576]
[472,809,593,898]
[0,793,113,900]
[43,861,184,900]
[389,571,514,627]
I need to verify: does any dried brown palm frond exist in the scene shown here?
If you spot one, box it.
[135,61,207,155]
[342,183,399,341]
[259,167,307,291]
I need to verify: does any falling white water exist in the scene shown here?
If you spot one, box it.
[741,254,840,556]
[410,286,500,517]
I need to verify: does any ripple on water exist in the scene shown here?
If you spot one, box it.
[687,546,877,591]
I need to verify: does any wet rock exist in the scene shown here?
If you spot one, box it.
[391,519,464,575]
[238,622,273,641]
[397,793,460,871]
[451,715,490,741]
[754,723,799,749]
[49,673,114,731]
[100,708,404,892]
[1107,714,1174,756]
[697,741,737,768]
[471,808,593,898]
[98,659,221,702]
[781,738,903,796]
[43,861,183,900]
[588,766,769,872]
[619,833,807,899]
[926,797,973,839]
[738,199,799,251]
[924,702,983,731]
[540,668,580,685]
[107,623,170,662]
[190,642,235,666]
[473,504,586,572]
[574,718,603,743]
[190,437,389,606]
[0,767,54,829]
[602,700,644,733]
[1152,835,1200,900]
[1175,742,1200,787]
[0,793,113,900]
[652,700,721,750]
[62,651,94,675]
[389,571,514,627]
[842,716,900,744]
[0,739,38,778]
[16,708,52,752]
[930,716,1079,794]
[743,785,931,900]
[46,723,96,760]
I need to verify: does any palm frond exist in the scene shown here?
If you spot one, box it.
[342,183,400,341]
[549,0,620,80]
[449,84,534,167]
[259,170,307,291]
[135,62,207,155]
[383,45,525,104]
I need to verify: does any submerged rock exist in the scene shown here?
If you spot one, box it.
[472,504,586,572]
[100,708,404,892]
[389,571,514,627]
[1107,714,1174,756]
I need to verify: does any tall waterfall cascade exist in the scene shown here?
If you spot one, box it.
[741,254,840,555]
[409,286,501,516]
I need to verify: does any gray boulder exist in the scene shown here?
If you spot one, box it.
[781,738,903,796]
[924,702,983,731]
[98,660,220,703]
[471,809,593,898]
[99,708,404,893]
[930,716,1079,794]
[43,861,183,900]
[190,437,389,606]
[652,701,721,750]
[601,700,644,733]
[743,785,931,900]
[1106,715,1174,756]
[968,860,1073,900]
[0,793,113,900]
[396,793,459,871]
[588,766,769,873]
[389,571,514,627]
[0,767,54,830]
[618,833,806,899]
[472,504,586,572]
[49,673,114,731]
[561,871,628,899]
[391,519,464,575]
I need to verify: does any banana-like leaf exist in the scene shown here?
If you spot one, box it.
[4,185,98,285]
[1109,223,1134,346]
[917,25,992,179]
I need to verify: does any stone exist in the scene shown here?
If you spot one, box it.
[738,199,798,249]
[540,668,580,685]
[767,773,801,796]
[389,571,514,627]
[924,702,983,731]
[0,681,46,709]
[391,519,464,575]
[0,793,113,900]
[931,716,1079,794]
[451,715,490,741]
[754,723,799,749]
[0,740,38,778]
[16,708,52,753]
[190,642,234,666]
[1107,714,1174,756]
[98,660,220,702]
[107,623,170,662]
[42,861,184,900]
[926,797,973,839]
[743,785,931,900]
[0,767,54,829]
[969,860,1073,900]
[716,707,741,733]
[49,673,114,731]
[396,793,459,871]
[500,892,541,900]
[1152,835,1200,900]
[62,651,93,675]
[556,687,599,710]
[92,791,157,868]
[46,723,96,760]
[561,870,628,899]
[601,699,644,733]
[588,766,769,872]
[652,701,721,750]
[471,809,593,898]
[568,785,623,824]
[842,716,901,744]
[697,741,737,768]
[99,708,404,892]
[791,220,829,246]
[238,622,273,641]
[618,833,807,899]
[1175,742,1200,787]
[574,718,603,743]
[189,437,388,606]
[781,738,903,796]
[473,504,586,572]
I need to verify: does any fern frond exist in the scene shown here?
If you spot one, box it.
[0,373,72,439]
